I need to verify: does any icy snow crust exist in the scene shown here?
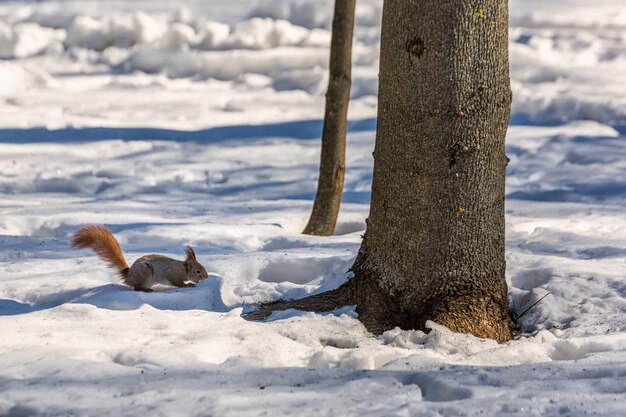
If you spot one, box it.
[1,0,626,416]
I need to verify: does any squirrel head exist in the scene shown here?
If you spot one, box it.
[184,246,209,283]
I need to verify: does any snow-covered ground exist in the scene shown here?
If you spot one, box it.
[1,0,626,415]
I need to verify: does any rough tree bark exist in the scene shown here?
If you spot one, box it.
[303,0,356,236]
[249,0,515,342]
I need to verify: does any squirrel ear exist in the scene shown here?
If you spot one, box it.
[184,246,196,271]
[185,246,196,260]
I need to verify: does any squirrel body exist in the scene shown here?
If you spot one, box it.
[71,225,208,292]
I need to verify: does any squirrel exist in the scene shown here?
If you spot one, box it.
[71,225,208,292]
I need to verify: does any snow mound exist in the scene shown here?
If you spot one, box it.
[250,0,382,29]
[4,9,333,58]
[0,21,64,58]
[224,18,310,50]
[250,0,332,29]
[125,46,328,80]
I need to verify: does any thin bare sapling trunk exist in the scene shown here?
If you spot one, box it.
[303,0,356,236]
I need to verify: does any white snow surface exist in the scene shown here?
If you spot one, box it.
[1,0,626,416]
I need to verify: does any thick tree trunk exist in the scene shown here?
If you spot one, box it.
[303,0,355,236]
[349,0,514,342]
[249,0,515,342]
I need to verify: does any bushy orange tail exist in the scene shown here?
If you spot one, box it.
[71,225,129,278]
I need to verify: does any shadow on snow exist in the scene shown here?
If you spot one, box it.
[0,118,376,144]
[0,275,229,317]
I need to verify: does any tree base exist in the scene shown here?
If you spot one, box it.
[243,268,403,335]
[243,280,355,321]
[244,264,515,343]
